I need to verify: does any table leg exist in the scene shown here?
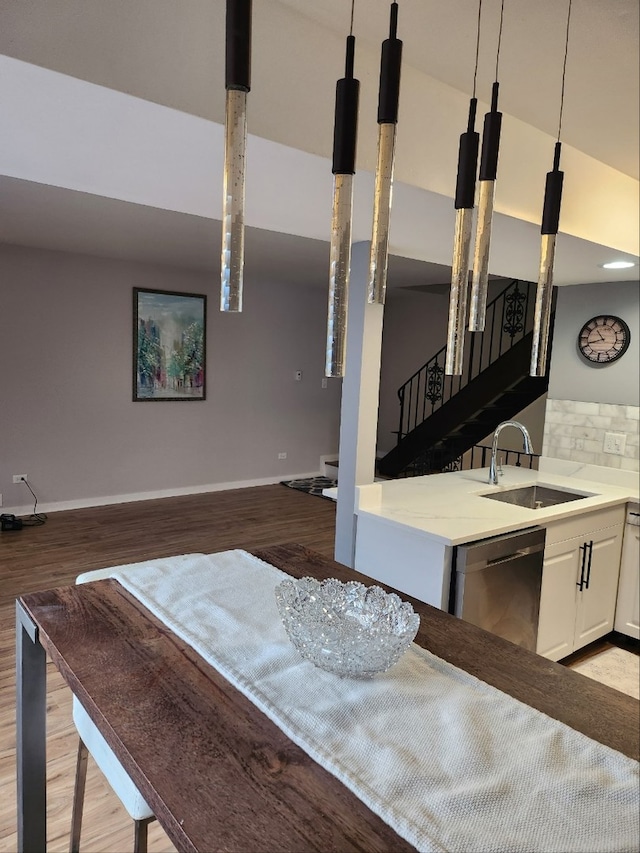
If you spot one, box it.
[16,600,47,853]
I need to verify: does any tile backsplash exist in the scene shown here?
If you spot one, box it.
[543,399,639,472]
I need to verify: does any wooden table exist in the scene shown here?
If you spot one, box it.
[16,543,640,853]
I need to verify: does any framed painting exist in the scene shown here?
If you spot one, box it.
[133,288,207,401]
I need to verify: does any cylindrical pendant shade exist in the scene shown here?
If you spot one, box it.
[326,174,354,377]
[377,3,402,123]
[469,83,502,331]
[221,0,251,313]
[221,88,247,312]
[225,0,252,91]
[446,97,479,376]
[326,30,359,378]
[455,99,479,210]
[530,233,556,376]
[468,178,495,330]
[332,36,359,175]
[531,143,564,376]
[368,122,396,305]
[541,143,564,234]
[445,207,473,375]
[367,1,402,306]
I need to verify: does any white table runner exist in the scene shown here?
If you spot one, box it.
[104,549,639,853]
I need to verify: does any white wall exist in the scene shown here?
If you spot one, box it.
[0,244,341,511]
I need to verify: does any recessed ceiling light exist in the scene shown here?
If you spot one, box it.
[602,260,635,269]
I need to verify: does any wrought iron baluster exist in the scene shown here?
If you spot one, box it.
[421,366,429,419]
[479,317,486,372]
[504,279,526,340]
[411,376,418,433]
[467,327,476,382]
[397,386,405,444]
[489,295,497,360]
[425,359,444,406]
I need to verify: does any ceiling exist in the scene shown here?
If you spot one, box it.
[0,175,455,288]
[0,0,638,289]
[282,0,639,180]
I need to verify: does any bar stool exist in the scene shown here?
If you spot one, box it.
[70,554,205,851]
[70,697,155,853]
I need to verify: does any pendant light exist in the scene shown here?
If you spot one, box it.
[367,1,403,306]
[325,1,360,378]
[445,0,482,376]
[221,0,252,313]
[468,0,504,332]
[531,0,572,377]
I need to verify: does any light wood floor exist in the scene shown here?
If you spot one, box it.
[0,485,336,853]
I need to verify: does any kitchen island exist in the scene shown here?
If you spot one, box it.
[354,462,639,611]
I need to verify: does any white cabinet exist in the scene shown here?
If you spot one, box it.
[614,504,640,639]
[537,506,625,661]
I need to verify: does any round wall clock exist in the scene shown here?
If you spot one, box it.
[577,315,631,364]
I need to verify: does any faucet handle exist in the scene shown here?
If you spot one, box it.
[498,455,504,476]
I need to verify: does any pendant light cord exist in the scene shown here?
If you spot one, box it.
[556,0,572,142]
[472,0,482,98]
[349,0,355,35]
[494,0,505,81]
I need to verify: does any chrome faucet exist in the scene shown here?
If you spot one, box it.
[488,421,534,485]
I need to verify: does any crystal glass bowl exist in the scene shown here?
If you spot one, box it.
[275,577,420,678]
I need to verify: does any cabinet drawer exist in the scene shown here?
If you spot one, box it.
[545,504,626,545]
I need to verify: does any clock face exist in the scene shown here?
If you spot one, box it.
[578,315,631,364]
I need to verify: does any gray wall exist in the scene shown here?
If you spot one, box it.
[3,247,634,513]
[548,280,640,405]
[377,288,450,455]
[0,244,342,510]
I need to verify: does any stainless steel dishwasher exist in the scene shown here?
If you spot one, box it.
[452,526,546,650]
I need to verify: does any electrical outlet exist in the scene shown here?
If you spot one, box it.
[0,493,3,507]
[321,377,328,389]
[13,474,28,484]
[603,432,626,455]
[294,371,302,381]
[278,452,287,460]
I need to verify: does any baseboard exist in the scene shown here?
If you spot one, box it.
[2,471,323,517]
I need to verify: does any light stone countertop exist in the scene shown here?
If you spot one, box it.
[354,462,639,547]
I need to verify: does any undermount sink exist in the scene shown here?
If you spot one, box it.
[479,484,595,509]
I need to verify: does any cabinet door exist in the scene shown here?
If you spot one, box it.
[574,525,624,650]
[536,539,580,661]
[615,526,640,639]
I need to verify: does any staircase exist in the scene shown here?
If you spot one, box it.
[378,280,554,478]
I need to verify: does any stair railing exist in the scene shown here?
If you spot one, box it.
[400,443,541,478]
[396,279,535,443]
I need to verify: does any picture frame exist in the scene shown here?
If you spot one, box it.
[133,287,207,401]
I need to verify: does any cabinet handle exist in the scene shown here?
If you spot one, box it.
[576,544,586,591]
[584,540,593,590]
